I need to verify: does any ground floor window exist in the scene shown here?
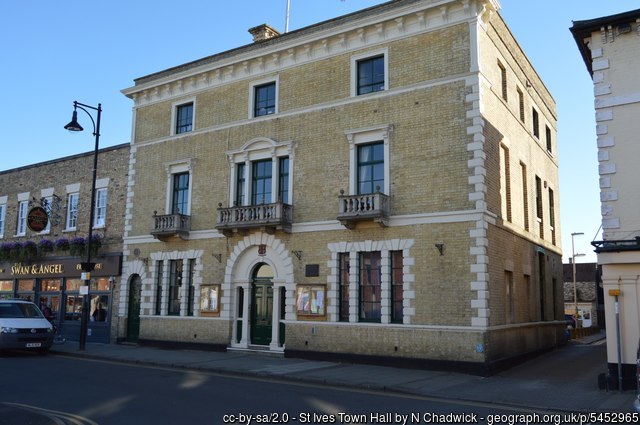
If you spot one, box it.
[338,253,350,322]
[330,239,413,324]
[391,251,403,323]
[359,252,381,322]
[168,259,182,316]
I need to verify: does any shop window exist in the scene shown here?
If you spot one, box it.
[16,279,34,301]
[90,295,109,322]
[0,280,13,299]
[296,285,326,317]
[64,278,83,321]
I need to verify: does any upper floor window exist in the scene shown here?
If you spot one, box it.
[15,204,31,236]
[235,156,290,206]
[498,60,508,101]
[172,172,190,215]
[0,203,6,238]
[345,124,392,195]
[65,193,79,230]
[532,107,540,139]
[41,196,53,234]
[545,125,552,154]
[252,160,272,205]
[357,143,384,194]
[227,138,295,208]
[351,50,388,97]
[535,175,543,238]
[235,163,246,207]
[253,82,276,117]
[357,56,385,95]
[175,102,194,134]
[278,157,290,204]
[548,187,556,245]
[517,88,525,123]
[93,188,108,228]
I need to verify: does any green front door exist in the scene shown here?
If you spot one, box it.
[126,275,141,342]
[250,280,273,345]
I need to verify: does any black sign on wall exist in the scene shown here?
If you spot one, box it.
[305,264,319,277]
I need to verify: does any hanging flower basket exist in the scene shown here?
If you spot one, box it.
[55,237,70,252]
[69,237,86,257]
[38,239,55,255]
[0,242,12,262]
[10,242,23,261]
[22,241,38,260]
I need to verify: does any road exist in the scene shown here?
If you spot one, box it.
[0,352,571,425]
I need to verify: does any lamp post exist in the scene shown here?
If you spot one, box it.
[64,101,102,350]
[571,232,585,328]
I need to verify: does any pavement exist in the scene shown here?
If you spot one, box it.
[41,331,638,415]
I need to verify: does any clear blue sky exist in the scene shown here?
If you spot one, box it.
[2,0,638,263]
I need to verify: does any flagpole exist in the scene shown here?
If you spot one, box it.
[285,0,291,33]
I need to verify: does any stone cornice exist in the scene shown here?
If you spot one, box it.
[122,0,498,107]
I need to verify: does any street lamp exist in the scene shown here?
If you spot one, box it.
[571,232,585,328]
[64,101,102,350]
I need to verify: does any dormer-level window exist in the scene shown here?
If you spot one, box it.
[175,102,193,134]
[357,56,385,95]
[254,82,276,117]
[351,49,388,97]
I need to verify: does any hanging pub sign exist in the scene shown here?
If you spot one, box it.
[27,207,49,232]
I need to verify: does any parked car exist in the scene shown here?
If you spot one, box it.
[0,299,54,355]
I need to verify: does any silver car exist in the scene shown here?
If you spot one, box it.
[0,299,54,355]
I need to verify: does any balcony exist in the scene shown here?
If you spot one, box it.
[337,190,390,229]
[216,202,293,237]
[151,212,191,240]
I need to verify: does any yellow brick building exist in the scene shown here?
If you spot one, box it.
[119,0,562,374]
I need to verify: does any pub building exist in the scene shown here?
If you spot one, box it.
[0,255,122,344]
[0,143,129,344]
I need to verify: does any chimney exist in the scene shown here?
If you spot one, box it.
[248,24,280,43]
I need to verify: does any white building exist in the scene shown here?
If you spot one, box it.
[571,8,640,390]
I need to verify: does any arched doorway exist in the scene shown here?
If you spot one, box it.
[250,263,273,346]
[126,274,142,342]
